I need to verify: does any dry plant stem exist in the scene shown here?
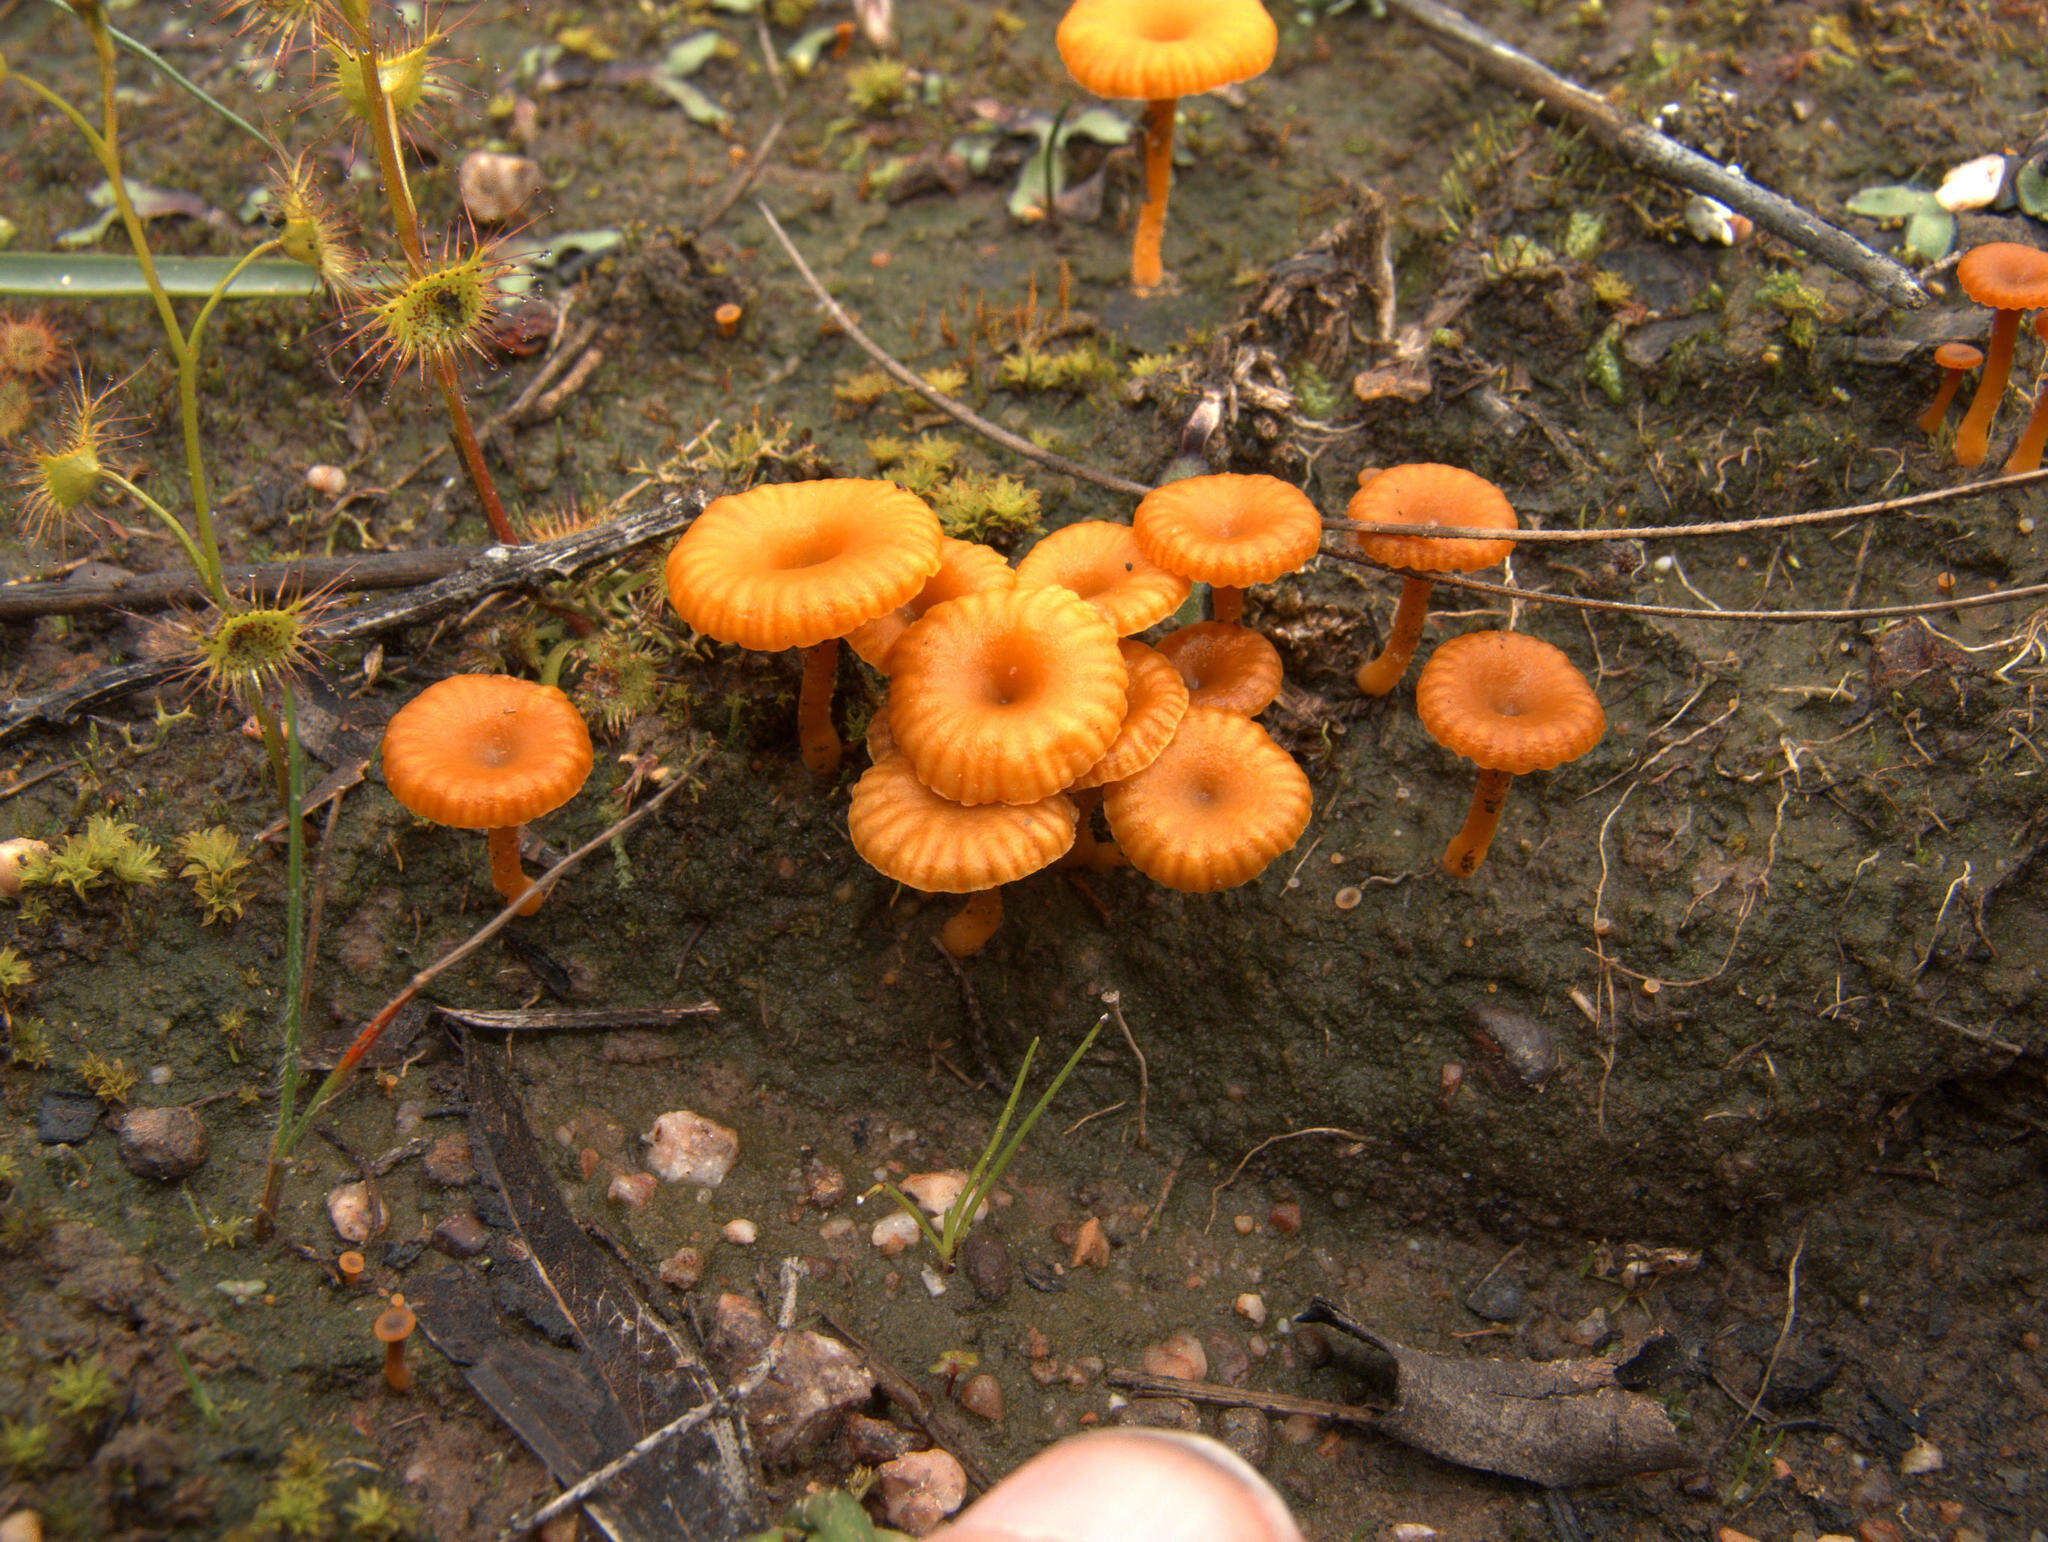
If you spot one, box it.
[0,549,473,622]
[1355,575,1434,695]
[1205,1126,1370,1232]
[754,200,1152,497]
[487,825,541,916]
[1135,97,1176,293]
[1443,768,1512,877]
[1955,308,2021,468]
[1378,0,1925,308]
[797,641,843,775]
[941,889,1003,957]
[1105,1370,1378,1428]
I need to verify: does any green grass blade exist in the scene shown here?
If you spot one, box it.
[0,253,323,300]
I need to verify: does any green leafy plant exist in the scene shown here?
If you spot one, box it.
[46,1353,118,1422]
[0,1415,51,1476]
[0,947,30,998]
[1843,184,1955,264]
[874,1017,1102,1267]
[22,815,166,899]
[251,1436,335,1539]
[178,826,253,925]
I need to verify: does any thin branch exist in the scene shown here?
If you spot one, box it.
[754,200,1153,497]
[1378,0,1926,308]
[1731,1226,1808,1439]
[0,549,474,622]
[1102,989,1149,1148]
[1204,1127,1370,1233]
[433,1002,720,1033]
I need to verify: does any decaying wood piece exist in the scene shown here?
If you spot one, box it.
[406,1034,764,1541]
[1298,1298,1693,1488]
[1378,0,1926,309]
[0,491,706,744]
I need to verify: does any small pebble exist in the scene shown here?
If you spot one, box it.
[1234,1292,1267,1327]
[303,464,347,497]
[422,1131,476,1186]
[1141,1329,1207,1382]
[1900,1436,1943,1475]
[960,1230,1012,1302]
[1233,1214,1256,1235]
[819,1216,855,1241]
[722,1218,759,1246]
[0,1510,43,1542]
[116,1106,209,1180]
[326,1181,377,1245]
[901,1170,981,1220]
[871,1211,920,1255]
[843,1413,924,1463]
[1389,1527,1440,1542]
[1218,1406,1270,1466]
[802,1160,848,1209]
[1568,1306,1613,1348]
[878,1449,966,1535]
[1071,1215,1111,1269]
[607,1172,657,1209]
[1117,1396,1201,1431]
[458,150,543,224]
[432,1213,490,1258]
[1334,886,1361,910]
[1716,1529,1761,1542]
[643,1111,740,1188]
[1268,1201,1302,1234]
[957,1372,1004,1423]
[658,1246,705,1289]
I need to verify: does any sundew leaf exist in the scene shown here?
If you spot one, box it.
[1843,184,1939,221]
[786,24,839,75]
[664,31,724,75]
[1902,209,1957,265]
[647,73,730,125]
[0,253,323,299]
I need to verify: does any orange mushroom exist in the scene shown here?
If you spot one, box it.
[1414,631,1604,878]
[381,674,594,916]
[845,535,1017,673]
[1347,464,1518,697]
[1055,0,1278,294]
[1155,621,1283,715]
[2004,314,2048,474]
[888,585,1129,805]
[1102,706,1310,891]
[1066,639,1190,869]
[1916,342,1984,436]
[1952,242,2048,468]
[850,753,1077,955]
[1016,520,1190,635]
[373,1294,416,1393]
[1132,473,1321,626]
[665,479,942,775]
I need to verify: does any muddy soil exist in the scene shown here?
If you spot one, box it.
[0,0,2044,1538]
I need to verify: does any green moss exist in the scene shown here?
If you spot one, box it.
[24,815,165,899]
[46,1353,118,1421]
[252,1436,336,1538]
[0,947,29,997]
[0,1415,50,1475]
[932,474,1043,544]
[178,825,252,925]
[846,60,911,116]
[895,434,961,496]
[998,342,1115,392]
[342,1483,419,1540]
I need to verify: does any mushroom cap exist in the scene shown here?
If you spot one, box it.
[865,703,898,762]
[1132,473,1322,590]
[890,585,1130,805]
[1017,520,1191,636]
[1056,0,1278,102]
[665,479,943,652]
[1414,631,1605,774]
[1932,341,1985,370]
[1103,707,1311,892]
[1155,621,1283,715]
[373,1296,416,1343]
[1070,640,1191,789]
[846,536,1018,671]
[1955,242,2048,312]
[1348,463,1518,573]
[382,675,593,830]
[850,754,1077,892]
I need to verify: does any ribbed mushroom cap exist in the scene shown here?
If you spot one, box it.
[1017,520,1191,636]
[382,675,593,830]
[1348,463,1518,573]
[1070,641,1191,790]
[1155,621,1283,715]
[1103,707,1311,892]
[850,754,1077,892]
[1933,342,1985,370]
[1056,0,1277,101]
[890,585,1129,805]
[846,536,1017,671]
[865,704,898,762]
[1956,242,2048,311]
[1133,473,1322,589]
[1415,632,1604,775]
[665,479,942,652]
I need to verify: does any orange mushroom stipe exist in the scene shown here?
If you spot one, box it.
[1155,622,1282,715]
[849,753,1077,956]
[1916,342,1984,436]
[1414,632,1604,878]
[1104,706,1311,891]
[1952,243,2048,468]
[1016,520,1190,636]
[2005,313,2048,475]
[381,675,594,916]
[1132,473,1321,630]
[374,1295,417,1393]
[666,479,943,776]
[1347,464,1518,697]
[1055,0,1277,293]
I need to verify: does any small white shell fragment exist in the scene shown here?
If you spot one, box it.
[1935,153,2006,213]
[215,1279,266,1305]
[871,1211,921,1254]
[1899,1436,1943,1474]
[722,1217,759,1246]
[326,1181,375,1244]
[1234,1292,1268,1327]
[900,1169,986,1221]
[303,464,348,497]
[1683,194,1753,246]
[919,1266,947,1296]
[643,1110,740,1188]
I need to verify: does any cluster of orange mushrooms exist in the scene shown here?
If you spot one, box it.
[372,466,1613,954]
[1916,241,2048,472]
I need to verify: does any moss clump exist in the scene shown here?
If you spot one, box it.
[250,1436,336,1538]
[342,1483,420,1540]
[7,1017,50,1070]
[846,59,911,116]
[0,947,29,997]
[0,1415,50,1476]
[998,342,1115,392]
[23,815,165,899]
[178,826,252,924]
[933,474,1043,544]
[894,435,962,496]
[865,434,909,470]
[833,369,895,410]
[79,1051,137,1105]
[46,1353,118,1421]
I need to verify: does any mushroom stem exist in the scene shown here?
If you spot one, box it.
[1133,97,1178,294]
[1442,768,1514,878]
[1210,585,1244,626]
[488,826,543,916]
[1955,307,2021,467]
[798,641,844,776]
[940,889,1004,956]
[1916,364,1970,435]
[1061,789,1128,872]
[2006,371,2048,474]
[1354,576,1435,696]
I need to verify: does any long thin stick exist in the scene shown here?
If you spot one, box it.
[1378,0,1925,308]
[754,201,1153,498]
[0,549,475,622]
